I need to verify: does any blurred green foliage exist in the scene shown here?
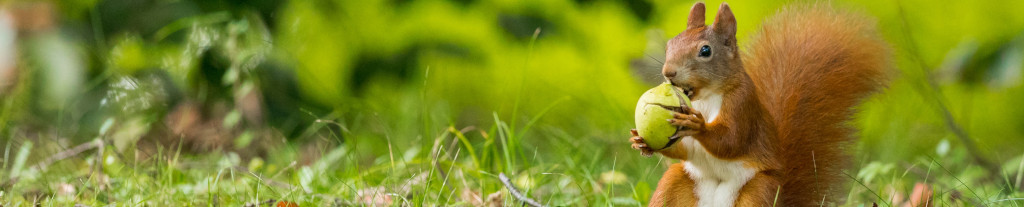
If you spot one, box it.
[271,0,1024,163]
[2,0,1024,205]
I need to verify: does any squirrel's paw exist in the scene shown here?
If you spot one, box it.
[629,129,654,157]
[669,106,705,136]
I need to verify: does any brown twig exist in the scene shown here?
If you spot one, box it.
[30,139,104,172]
[499,173,545,207]
[2,139,105,187]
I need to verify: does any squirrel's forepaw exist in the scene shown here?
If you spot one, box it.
[629,129,655,157]
[670,107,705,136]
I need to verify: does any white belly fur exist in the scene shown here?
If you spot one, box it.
[682,93,757,207]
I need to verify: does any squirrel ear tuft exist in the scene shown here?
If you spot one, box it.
[712,3,736,38]
[687,2,706,30]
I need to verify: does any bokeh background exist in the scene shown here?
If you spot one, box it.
[1,0,1024,205]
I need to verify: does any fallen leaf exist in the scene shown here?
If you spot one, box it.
[276,200,299,207]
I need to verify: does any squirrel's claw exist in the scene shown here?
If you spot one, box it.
[670,112,705,129]
[629,129,655,157]
[669,107,706,137]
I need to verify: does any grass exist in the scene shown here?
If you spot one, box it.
[2,100,1024,206]
[3,0,1024,206]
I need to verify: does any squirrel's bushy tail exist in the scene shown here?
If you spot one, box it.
[744,4,891,205]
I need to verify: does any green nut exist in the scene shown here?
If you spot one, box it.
[634,83,691,150]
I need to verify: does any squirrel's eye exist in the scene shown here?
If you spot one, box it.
[698,45,712,57]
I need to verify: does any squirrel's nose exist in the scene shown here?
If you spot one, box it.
[663,69,677,78]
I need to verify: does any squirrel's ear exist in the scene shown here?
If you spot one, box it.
[712,3,736,38]
[687,2,706,30]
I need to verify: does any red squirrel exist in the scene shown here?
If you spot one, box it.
[628,2,891,206]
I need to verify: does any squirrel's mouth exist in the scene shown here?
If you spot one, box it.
[675,85,698,101]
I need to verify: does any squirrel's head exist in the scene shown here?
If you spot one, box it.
[663,2,740,101]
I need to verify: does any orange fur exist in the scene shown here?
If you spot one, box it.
[649,164,698,207]
[735,172,782,206]
[745,4,891,206]
[638,2,891,206]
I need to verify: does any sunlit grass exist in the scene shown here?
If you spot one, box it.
[3,88,1023,206]
[2,0,1024,206]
